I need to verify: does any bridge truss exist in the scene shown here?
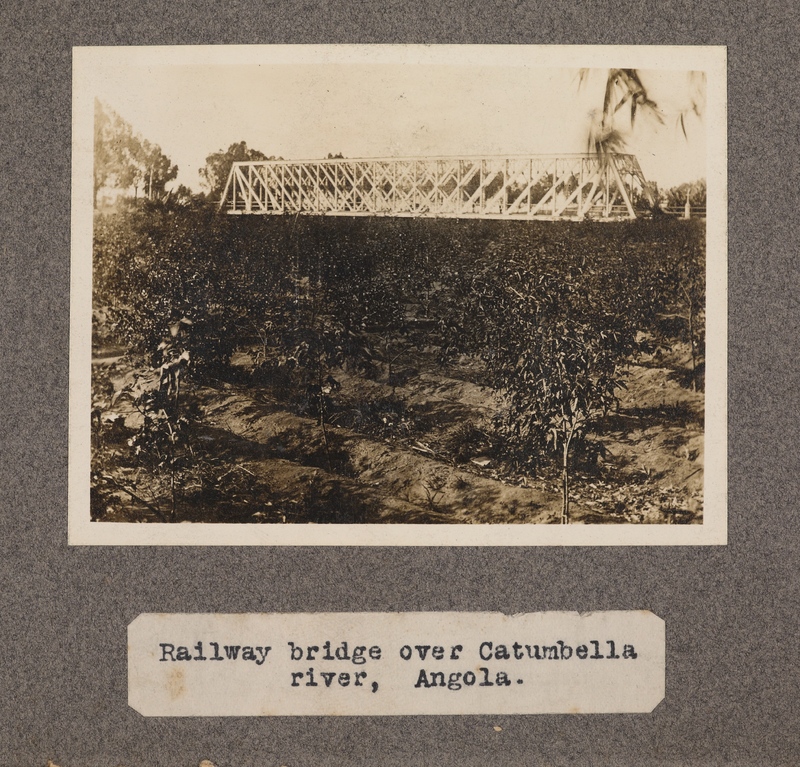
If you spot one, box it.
[220,153,649,221]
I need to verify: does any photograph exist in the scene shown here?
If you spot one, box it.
[4,4,794,762]
[70,45,727,545]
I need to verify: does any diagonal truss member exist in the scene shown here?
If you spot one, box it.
[219,153,649,220]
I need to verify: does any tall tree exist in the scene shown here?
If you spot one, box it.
[576,69,706,211]
[94,99,131,206]
[199,141,274,201]
[580,69,706,156]
[93,100,177,206]
[140,139,179,200]
[665,178,707,209]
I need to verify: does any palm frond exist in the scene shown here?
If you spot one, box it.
[677,112,687,139]
[583,68,704,160]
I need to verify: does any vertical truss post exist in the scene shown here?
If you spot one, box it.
[609,156,636,219]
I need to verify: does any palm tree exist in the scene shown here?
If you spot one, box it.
[578,69,706,211]
[580,68,706,154]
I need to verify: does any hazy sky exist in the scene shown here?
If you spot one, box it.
[81,48,709,192]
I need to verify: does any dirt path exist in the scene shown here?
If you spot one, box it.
[197,387,563,524]
[93,340,703,525]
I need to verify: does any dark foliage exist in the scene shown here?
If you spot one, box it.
[92,208,705,522]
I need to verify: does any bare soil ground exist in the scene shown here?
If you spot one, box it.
[92,338,703,525]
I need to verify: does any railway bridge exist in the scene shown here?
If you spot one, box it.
[219,153,650,221]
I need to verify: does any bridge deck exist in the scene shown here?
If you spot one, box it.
[220,153,648,220]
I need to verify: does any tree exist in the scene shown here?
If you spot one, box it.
[94,99,133,206]
[472,267,635,523]
[199,141,274,201]
[580,69,705,151]
[139,139,179,200]
[580,69,663,157]
[577,69,706,212]
[94,100,177,207]
[665,179,707,210]
[258,275,349,470]
[434,228,672,523]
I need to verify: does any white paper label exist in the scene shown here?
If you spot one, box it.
[128,611,664,716]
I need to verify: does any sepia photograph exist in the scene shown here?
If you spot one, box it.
[70,45,727,545]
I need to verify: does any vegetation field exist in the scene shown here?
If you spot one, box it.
[91,205,705,525]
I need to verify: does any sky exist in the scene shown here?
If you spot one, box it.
[81,47,710,193]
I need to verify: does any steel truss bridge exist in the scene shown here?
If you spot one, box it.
[220,153,649,221]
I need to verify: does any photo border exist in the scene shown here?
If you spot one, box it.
[70,44,727,546]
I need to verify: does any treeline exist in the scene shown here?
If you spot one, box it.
[94,102,338,208]
[94,101,272,208]
[94,100,179,206]
[94,101,705,215]
[663,178,707,208]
